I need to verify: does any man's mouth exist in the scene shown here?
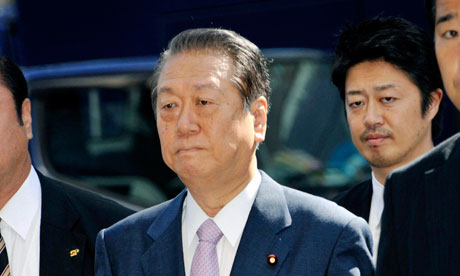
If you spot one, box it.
[176,147,203,154]
[364,134,389,147]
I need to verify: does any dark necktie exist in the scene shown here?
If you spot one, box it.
[0,227,10,276]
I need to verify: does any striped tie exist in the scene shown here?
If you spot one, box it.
[0,229,10,276]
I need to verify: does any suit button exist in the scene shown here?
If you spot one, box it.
[267,254,277,265]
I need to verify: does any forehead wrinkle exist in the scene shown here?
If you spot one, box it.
[374,83,399,91]
[157,86,174,96]
[192,82,223,93]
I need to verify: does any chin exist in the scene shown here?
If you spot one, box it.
[368,156,399,168]
[175,164,206,179]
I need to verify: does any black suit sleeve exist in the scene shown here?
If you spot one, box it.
[376,176,400,276]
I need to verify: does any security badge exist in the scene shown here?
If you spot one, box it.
[70,249,80,257]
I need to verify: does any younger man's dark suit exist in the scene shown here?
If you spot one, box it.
[377,133,460,276]
[334,179,373,222]
[37,170,134,276]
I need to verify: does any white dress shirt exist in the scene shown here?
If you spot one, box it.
[368,172,384,263]
[182,171,261,276]
[0,166,41,276]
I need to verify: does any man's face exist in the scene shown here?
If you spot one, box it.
[345,60,438,171]
[0,85,32,177]
[435,0,460,109]
[155,51,267,185]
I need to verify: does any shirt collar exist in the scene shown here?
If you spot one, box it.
[0,166,41,240]
[183,170,261,247]
[371,172,384,196]
[370,171,384,223]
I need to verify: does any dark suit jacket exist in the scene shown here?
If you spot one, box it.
[95,170,374,275]
[37,170,135,276]
[334,179,373,222]
[377,133,460,276]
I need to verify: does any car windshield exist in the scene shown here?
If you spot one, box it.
[29,51,369,207]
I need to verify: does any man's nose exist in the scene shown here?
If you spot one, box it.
[176,103,200,136]
[363,101,384,128]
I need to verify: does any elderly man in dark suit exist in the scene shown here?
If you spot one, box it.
[0,57,133,276]
[377,0,460,275]
[95,28,374,275]
[331,17,443,263]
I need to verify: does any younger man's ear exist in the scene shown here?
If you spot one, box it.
[427,88,443,120]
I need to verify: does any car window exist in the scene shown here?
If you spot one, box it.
[29,53,369,207]
[31,75,179,207]
[260,56,369,198]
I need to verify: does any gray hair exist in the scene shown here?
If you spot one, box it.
[151,28,271,112]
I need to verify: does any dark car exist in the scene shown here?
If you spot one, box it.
[25,48,369,209]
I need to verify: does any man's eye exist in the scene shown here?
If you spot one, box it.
[443,30,458,39]
[163,103,176,109]
[349,101,363,108]
[198,100,209,105]
[381,97,395,103]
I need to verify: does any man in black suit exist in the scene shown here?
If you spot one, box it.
[331,17,443,261]
[0,57,134,276]
[377,1,460,275]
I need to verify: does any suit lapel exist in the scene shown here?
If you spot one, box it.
[357,180,372,222]
[140,190,186,276]
[363,180,372,221]
[139,173,291,276]
[231,171,291,275]
[40,221,87,276]
[39,174,87,276]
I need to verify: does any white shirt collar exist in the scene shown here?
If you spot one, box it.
[183,170,261,247]
[0,166,41,240]
[369,171,385,261]
[371,172,384,198]
[370,172,384,225]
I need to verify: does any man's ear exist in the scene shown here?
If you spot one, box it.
[250,96,268,143]
[21,98,33,140]
[426,88,443,120]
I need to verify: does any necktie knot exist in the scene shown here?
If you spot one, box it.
[197,219,223,245]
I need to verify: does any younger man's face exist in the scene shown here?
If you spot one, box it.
[345,60,437,172]
[435,0,460,109]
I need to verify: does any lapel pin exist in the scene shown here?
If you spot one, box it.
[267,254,277,265]
[70,249,80,257]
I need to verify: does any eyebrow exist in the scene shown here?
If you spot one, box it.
[375,83,398,91]
[436,12,456,26]
[345,83,398,96]
[157,86,173,95]
[345,90,362,96]
[157,82,222,96]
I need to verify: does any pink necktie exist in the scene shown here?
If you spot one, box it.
[190,219,223,276]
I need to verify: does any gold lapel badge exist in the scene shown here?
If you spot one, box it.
[70,249,80,257]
